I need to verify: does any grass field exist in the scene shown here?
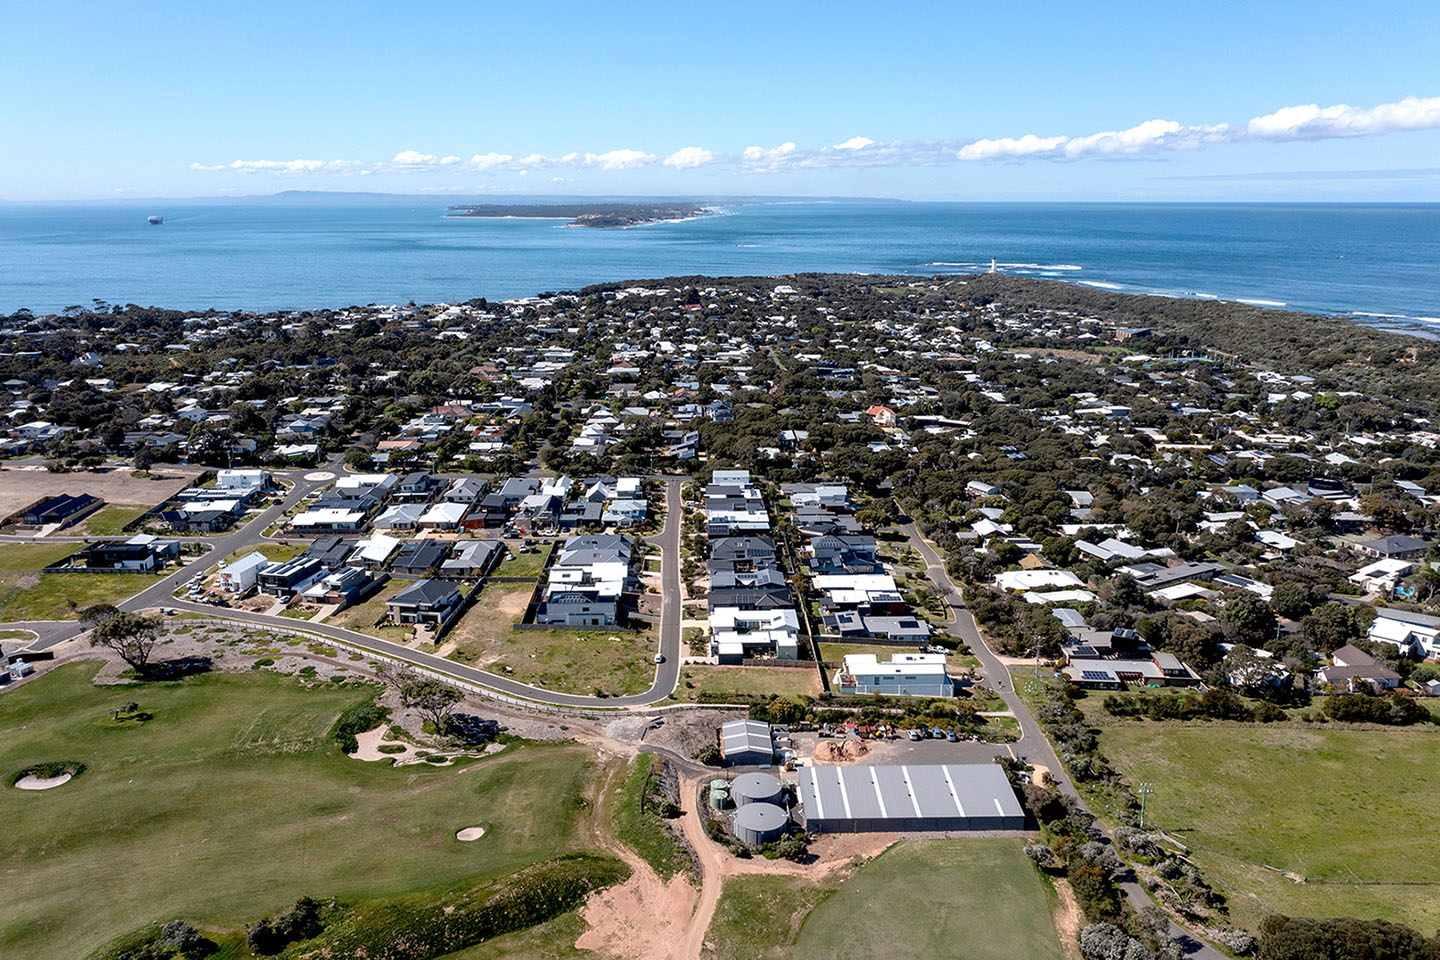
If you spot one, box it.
[1099,721,1440,931]
[0,661,599,959]
[78,503,149,536]
[447,582,655,696]
[493,544,550,579]
[702,874,837,960]
[0,542,167,621]
[704,839,1061,960]
[611,753,690,880]
[665,665,821,703]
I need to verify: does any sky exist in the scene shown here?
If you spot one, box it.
[5,0,1440,202]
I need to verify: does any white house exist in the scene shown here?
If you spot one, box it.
[834,652,953,697]
[1368,608,1440,658]
[217,551,269,593]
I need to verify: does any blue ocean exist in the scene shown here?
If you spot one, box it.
[2,199,1438,334]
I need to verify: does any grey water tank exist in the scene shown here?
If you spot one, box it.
[730,771,783,807]
[733,802,788,845]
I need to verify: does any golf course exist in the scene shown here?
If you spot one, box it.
[0,661,606,958]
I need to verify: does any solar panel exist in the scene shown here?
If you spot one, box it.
[1081,670,1114,681]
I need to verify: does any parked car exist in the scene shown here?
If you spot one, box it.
[907,728,922,741]
[945,730,960,742]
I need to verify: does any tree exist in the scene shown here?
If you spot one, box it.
[89,613,161,673]
[1270,580,1318,620]
[1221,644,1273,691]
[401,677,462,733]
[1301,602,1360,653]
[78,603,120,628]
[133,443,154,473]
[1218,591,1274,641]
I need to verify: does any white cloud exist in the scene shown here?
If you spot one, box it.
[188,95,1440,177]
[1244,96,1440,140]
[469,152,515,170]
[582,149,654,170]
[663,146,716,169]
[741,141,798,171]
[391,150,438,166]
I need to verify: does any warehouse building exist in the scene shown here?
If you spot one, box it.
[797,763,1024,833]
[719,719,776,767]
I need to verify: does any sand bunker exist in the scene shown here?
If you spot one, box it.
[15,773,72,790]
[456,826,487,841]
[813,738,871,763]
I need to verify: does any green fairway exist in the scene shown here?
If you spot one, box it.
[791,839,1062,960]
[1099,721,1440,932]
[0,662,599,959]
[703,839,1061,960]
[0,542,166,621]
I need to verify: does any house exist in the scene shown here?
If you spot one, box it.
[257,556,324,598]
[304,535,356,570]
[418,501,467,530]
[335,473,399,499]
[805,534,882,574]
[352,533,400,569]
[994,569,1085,592]
[1315,644,1401,691]
[710,607,800,661]
[834,653,952,697]
[17,492,102,527]
[707,536,777,573]
[291,507,367,534]
[73,536,179,573]
[215,469,272,498]
[1368,608,1440,658]
[392,540,449,577]
[441,539,502,578]
[374,503,426,531]
[1355,535,1430,561]
[217,551,269,593]
[443,476,489,505]
[394,471,440,502]
[300,566,373,606]
[386,579,462,627]
[966,480,1001,499]
[861,615,933,642]
[1349,558,1415,595]
[865,405,897,427]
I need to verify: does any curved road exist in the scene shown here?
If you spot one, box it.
[899,521,1224,960]
[13,472,686,710]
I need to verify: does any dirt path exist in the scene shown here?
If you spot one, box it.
[1052,877,1084,960]
[574,755,699,960]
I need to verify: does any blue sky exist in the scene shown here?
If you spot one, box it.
[6,0,1440,201]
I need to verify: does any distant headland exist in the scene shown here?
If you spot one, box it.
[444,201,711,227]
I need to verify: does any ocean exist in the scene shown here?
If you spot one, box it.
[1,199,1438,334]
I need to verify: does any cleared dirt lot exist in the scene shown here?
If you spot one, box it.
[0,465,198,518]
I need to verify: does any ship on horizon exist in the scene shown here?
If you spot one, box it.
[147,215,164,224]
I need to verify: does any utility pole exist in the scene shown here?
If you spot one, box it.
[1138,781,1154,829]
[1034,634,1042,678]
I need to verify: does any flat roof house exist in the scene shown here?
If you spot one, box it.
[834,652,952,697]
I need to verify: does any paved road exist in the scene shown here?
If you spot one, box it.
[899,521,1224,960]
[13,472,687,710]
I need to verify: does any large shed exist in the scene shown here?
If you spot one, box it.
[797,763,1025,833]
[719,719,775,767]
[733,802,788,845]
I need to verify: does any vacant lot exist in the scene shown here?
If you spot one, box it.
[77,503,149,536]
[447,582,654,696]
[1100,720,1440,931]
[493,543,550,578]
[704,839,1061,960]
[817,641,932,664]
[0,662,599,959]
[0,542,167,621]
[0,465,195,518]
[794,839,1061,960]
[220,541,308,566]
[666,665,821,703]
[327,577,417,643]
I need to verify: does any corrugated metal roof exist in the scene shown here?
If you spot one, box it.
[798,763,1023,824]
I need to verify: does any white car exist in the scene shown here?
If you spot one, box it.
[653,653,665,664]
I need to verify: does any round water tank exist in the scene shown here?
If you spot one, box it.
[730,772,783,807]
[733,802,788,846]
[708,780,731,811]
